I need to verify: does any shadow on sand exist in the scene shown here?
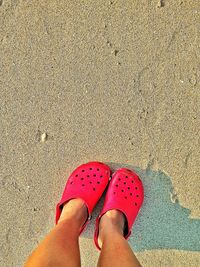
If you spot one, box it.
[83,162,200,252]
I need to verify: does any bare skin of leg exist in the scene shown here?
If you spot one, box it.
[97,210,142,267]
[24,198,88,267]
[24,200,141,267]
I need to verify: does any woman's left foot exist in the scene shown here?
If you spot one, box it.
[58,198,88,229]
[56,161,111,235]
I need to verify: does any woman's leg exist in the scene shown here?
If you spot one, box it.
[24,199,87,267]
[97,210,142,267]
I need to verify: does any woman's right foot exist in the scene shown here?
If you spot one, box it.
[98,209,125,248]
[94,168,144,250]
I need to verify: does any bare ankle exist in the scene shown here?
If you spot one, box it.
[58,199,88,227]
[98,210,125,248]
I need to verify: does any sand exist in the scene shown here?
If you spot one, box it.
[0,0,200,266]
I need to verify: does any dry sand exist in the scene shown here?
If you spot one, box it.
[0,0,200,266]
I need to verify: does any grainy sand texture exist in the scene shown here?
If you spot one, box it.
[0,0,200,266]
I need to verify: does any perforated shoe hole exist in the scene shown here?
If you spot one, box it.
[131,180,134,183]
[121,189,124,192]
[97,181,100,184]
[118,178,121,181]
[82,184,85,186]
[93,174,96,177]
[70,182,73,184]
[113,192,116,194]
[87,175,90,177]
[130,193,132,196]
[89,181,92,184]
[81,178,84,180]
[93,188,96,191]
[124,182,126,185]
[136,195,139,197]
[135,203,137,206]
[75,174,78,177]
[115,184,118,187]
[100,175,103,178]
[135,187,138,190]
[126,176,128,178]
[128,187,130,190]
[125,196,127,199]
[97,168,100,171]
[89,168,92,170]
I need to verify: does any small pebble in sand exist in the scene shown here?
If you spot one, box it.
[113,49,119,56]
[170,190,178,204]
[40,133,48,142]
[157,0,165,8]
[107,41,112,47]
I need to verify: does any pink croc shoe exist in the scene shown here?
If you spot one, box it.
[94,168,144,250]
[56,162,111,234]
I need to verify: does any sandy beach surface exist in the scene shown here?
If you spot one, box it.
[0,0,200,266]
